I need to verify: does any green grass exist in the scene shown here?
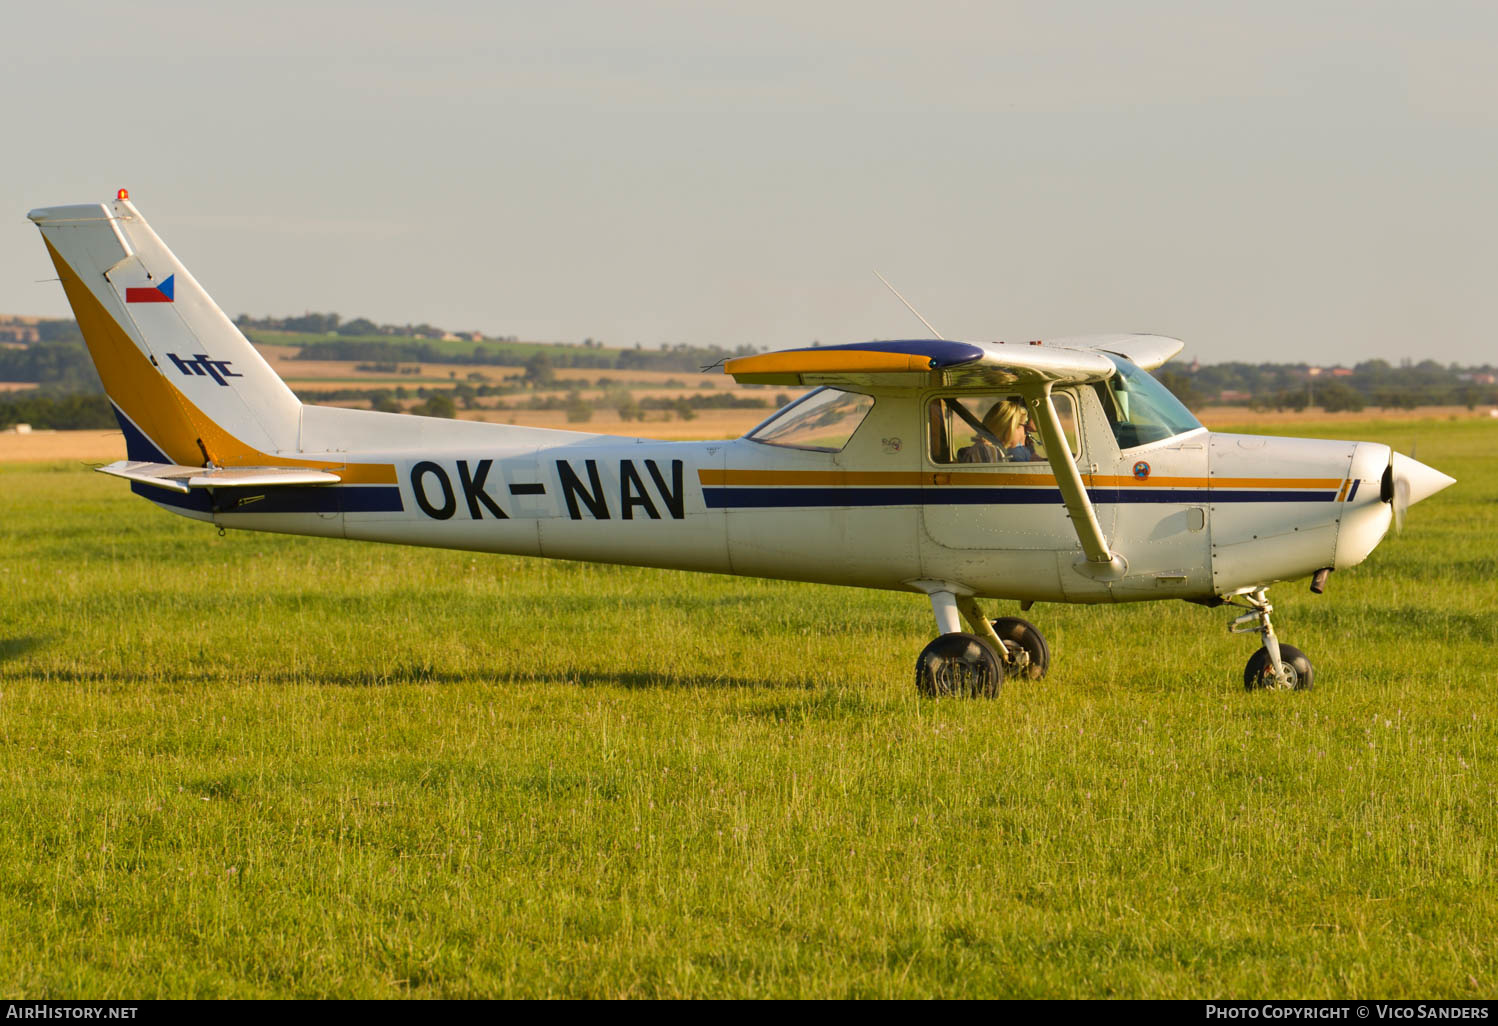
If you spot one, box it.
[0,417,1494,998]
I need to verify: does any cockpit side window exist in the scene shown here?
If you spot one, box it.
[1090,355,1203,449]
[747,387,875,453]
[928,393,1078,465]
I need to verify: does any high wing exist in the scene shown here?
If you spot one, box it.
[723,334,1183,388]
[725,332,1185,578]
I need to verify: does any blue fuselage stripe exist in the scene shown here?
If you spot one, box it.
[701,487,1337,509]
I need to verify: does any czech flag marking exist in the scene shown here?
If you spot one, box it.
[126,274,175,304]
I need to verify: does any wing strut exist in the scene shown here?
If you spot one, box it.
[1025,386,1127,578]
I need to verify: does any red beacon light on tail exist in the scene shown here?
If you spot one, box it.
[117,188,129,201]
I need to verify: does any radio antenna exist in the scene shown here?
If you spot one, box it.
[873,270,945,340]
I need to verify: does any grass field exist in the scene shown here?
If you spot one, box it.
[0,417,1494,998]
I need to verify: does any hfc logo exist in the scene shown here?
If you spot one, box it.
[167,352,241,387]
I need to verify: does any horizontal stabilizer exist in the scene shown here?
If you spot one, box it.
[97,461,342,493]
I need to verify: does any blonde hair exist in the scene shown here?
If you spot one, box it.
[981,400,1027,443]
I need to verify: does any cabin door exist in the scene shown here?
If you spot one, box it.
[920,390,1098,552]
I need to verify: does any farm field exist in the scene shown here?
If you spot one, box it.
[257,344,737,392]
[0,417,1494,998]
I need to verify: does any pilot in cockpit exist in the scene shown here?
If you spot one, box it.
[958,400,1036,463]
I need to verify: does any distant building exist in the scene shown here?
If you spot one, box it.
[0,316,42,344]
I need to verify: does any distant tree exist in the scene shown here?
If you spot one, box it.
[1375,388,1418,411]
[337,317,379,336]
[524,352,557,387]
[36,319,83,343]
[1156,370,1200,407]
[1272,389,1308,412]
[0,392,114,430]
[565,391,593,423]
[1317,381,1364,413]
[613,392,643,422]
[283,312,340,334]
[419,393,457,418]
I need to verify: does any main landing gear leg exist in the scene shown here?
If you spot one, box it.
[955,596,1049,681]
[956,595,1007,655]
[1230,588,1314,691]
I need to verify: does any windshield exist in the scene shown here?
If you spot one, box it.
[1091,355,1202,449]
[747,388,874,452]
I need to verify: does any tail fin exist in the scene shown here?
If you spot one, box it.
[27,193,301,466]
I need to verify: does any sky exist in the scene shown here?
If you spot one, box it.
[5,0,1498,366]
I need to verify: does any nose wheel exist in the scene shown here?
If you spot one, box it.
[1229,588,1314,691]
[1244,643,1314,690]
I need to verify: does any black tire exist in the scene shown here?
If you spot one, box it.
[991,616,1050,681]
[915,632,1004,698]
[1243,644,1314,691]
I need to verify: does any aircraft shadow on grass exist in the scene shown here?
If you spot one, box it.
[8,663,790,691]
[0,636,49,663]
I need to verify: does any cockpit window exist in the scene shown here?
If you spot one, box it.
[928,393,1078,465]
[747,387,874,453]
[1091,355,1203,449]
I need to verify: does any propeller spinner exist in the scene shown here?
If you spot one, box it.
[1381,452,1456,532]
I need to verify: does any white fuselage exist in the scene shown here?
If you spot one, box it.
[139,387,1394,604]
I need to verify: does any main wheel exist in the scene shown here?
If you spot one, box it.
[990,616,1050,681]
[1243,644,1314,691]
[915,633,1004,698]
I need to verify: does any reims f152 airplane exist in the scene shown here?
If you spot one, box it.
[27,192,1456,695]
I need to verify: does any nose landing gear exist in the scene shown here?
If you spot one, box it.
[1229,588,1314,691]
